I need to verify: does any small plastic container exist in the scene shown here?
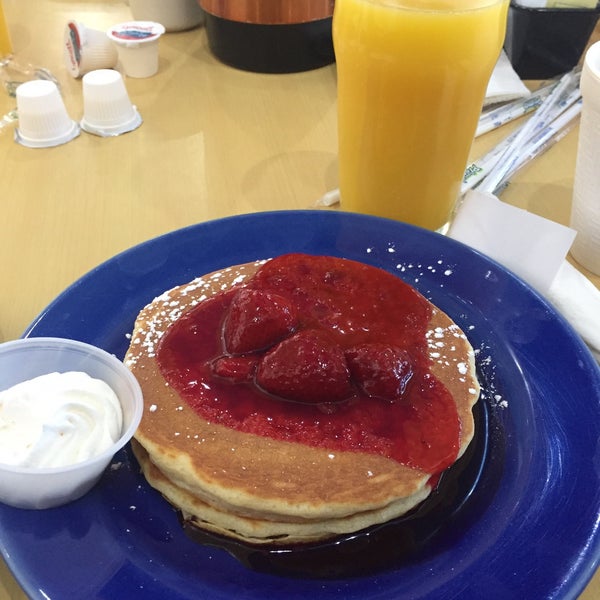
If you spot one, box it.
[107,21,165,78]
[80,69,142,137]
[0,337,143,509]
[63,21,119,78]
[129,0,204,32]
[14,80,80,148]
[504,2,600,79]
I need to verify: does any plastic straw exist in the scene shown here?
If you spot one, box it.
[315,188,341,207]
[491,99,582,194]
[462,129,520,193]
[476,82,555,137]
[465,83,581,193]
[477,68,581,193]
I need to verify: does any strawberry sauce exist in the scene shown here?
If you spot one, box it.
[157,254,461,473]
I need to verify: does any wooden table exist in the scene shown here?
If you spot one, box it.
[0,1,598,598]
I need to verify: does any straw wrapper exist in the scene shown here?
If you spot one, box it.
[477,68,582,194]
[477,83,552,137]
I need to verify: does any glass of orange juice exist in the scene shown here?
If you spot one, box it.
[0,0,12,58]
[333,0,509,232]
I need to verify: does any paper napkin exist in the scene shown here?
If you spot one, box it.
[448,190,576,294]
[547,261,600,362]
[484,50,531,106]
[449,189,600,363]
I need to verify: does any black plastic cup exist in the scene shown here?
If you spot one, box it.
[504,2,600,79]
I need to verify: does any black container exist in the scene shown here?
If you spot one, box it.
[200,1,335,73]
[504,2,600,79]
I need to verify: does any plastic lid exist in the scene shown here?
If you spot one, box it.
[15,120,80,149]
[80,108,143,137]
[107,21,165,47]
[64,21,85,76]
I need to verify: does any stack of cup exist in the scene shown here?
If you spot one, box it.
[64,21,118,78]
[14,80,80,148]
[80,69,142,137]
[570,41,600,276]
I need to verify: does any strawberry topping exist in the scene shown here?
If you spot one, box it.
[223,289,298,354]
[256,330,353,404]
[346,343,414,401]
[157,254,463,473]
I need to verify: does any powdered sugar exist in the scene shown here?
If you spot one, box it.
[124,262,264,371]
[425,317,478,390]
[395,258,457,289]
[387,249,508,410]
[475,347,508,409]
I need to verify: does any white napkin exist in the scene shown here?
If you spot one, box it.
[547,261,600,362]
[449,189,600,363]
[484,50,531,107]
[448,190,576,294]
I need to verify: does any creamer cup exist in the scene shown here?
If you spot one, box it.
[14,80,80,148]
[80,69,142,136]
[107,20,165,78]
[64,21,119,78]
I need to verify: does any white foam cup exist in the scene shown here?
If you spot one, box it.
[107,21,165,78]
[570,41,600,275]
[80,69,142,136]
[15,80,79,148]
[64,21,119,78]
[129,0,204,32]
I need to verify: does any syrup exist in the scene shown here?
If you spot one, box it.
[180,397,497,579]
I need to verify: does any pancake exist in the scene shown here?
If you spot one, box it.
[125,255,480,545]
[132,439,432,544]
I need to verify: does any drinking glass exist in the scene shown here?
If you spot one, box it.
[333,0,509,232]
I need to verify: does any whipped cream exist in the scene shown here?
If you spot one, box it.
[0,371,123,468]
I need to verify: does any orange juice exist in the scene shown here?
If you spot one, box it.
[0,0,12,57]
[333,0,508,231]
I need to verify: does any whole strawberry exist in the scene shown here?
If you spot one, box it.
[223,288,298,354]
[346,343,414,401]
[256,329,353,404]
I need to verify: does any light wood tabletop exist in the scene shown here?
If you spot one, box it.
[0,1,599,598]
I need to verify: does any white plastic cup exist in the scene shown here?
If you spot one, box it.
[570,41,600,276]
[129,0,204,32]
[80,69,142,136]
[107,21,165,78]
[14,80,80,148]
[64,21,119,78]
[0,338,143,509]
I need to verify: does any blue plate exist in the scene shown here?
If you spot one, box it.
[2,210,600,599]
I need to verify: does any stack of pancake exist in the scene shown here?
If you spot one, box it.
[125,258,479,546]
